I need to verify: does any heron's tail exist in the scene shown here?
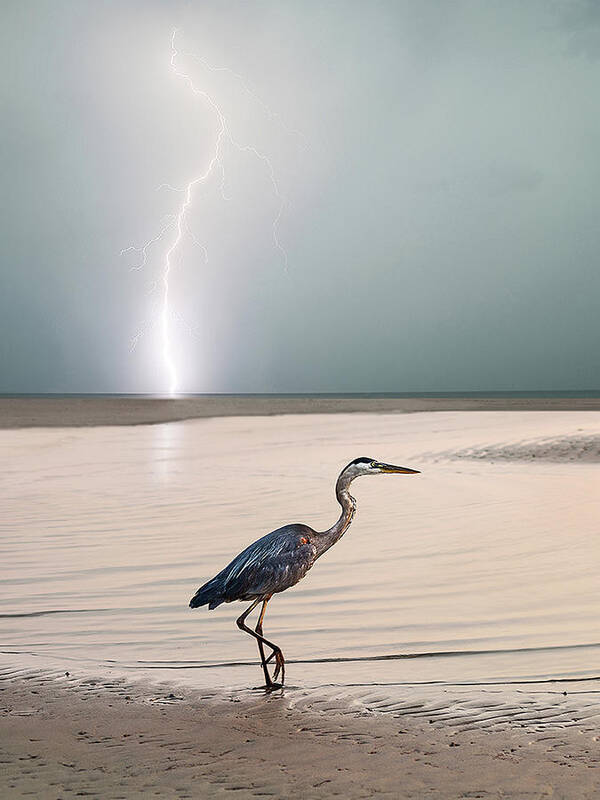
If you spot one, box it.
[189,577,225,610]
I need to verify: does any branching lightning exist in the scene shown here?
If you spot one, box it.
[122,30,296,395]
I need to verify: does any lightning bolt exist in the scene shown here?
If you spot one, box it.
[122,30,295,396]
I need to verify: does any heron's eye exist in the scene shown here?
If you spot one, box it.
[370,461,378,468]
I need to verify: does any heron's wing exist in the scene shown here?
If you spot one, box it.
[220,527,317,602]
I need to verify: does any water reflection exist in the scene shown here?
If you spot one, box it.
[2,411,600,689]
[151,421,184,483]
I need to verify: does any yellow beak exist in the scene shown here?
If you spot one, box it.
[375,462,420,474]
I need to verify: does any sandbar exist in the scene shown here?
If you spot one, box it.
[2,393,600,428]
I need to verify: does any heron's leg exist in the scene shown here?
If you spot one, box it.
[254,599,271,686]
[236,599,271,685]
[256,598,285,685]
[236,599,284,688]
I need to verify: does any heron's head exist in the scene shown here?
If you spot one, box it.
[342,457,420,480]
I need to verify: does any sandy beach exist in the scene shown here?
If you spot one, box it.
[2,408,600,797]
[3,669,600,799]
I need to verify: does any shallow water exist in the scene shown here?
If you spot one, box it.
[2,411,600,693]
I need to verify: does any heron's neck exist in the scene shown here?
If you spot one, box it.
[314,472,356,558]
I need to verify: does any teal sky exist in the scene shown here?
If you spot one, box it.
[2,0,599,393]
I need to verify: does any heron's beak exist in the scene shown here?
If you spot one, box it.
[375,462,420,474]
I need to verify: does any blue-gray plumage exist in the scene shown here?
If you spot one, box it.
[189,456,420,689]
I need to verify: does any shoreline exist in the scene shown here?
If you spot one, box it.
[3,394,600,428]
[2,673,599,798]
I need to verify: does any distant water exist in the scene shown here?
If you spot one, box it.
[2,410,600,691]
[4,390,600,397]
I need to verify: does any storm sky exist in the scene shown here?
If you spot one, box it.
[2,0,599,393]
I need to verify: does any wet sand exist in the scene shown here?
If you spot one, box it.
[447,431,600,462]
[2,393,600,428]
[3,673,600,799]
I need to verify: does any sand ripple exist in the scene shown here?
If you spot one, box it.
[444,433,600,463]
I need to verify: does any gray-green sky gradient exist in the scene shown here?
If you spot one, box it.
[2,0,599,393]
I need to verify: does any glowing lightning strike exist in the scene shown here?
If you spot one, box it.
[122,30,294,396]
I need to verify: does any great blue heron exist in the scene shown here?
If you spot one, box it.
[189,457,420,689]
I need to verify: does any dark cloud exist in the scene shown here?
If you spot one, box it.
[559,0,600,59]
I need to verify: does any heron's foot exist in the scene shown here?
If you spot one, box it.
[264,680,283,692]
[272,650,285,685]
[252,680,282,692]
[265,647,285,686]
